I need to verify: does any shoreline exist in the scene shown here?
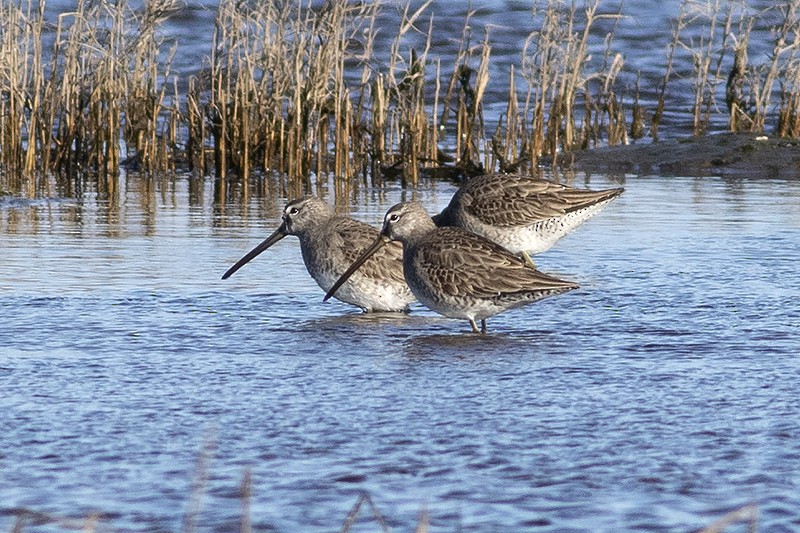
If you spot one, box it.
[559,132,800,179]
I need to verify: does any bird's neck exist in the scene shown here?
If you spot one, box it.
[399,217,437,248]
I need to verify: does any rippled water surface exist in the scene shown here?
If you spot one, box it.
[2,171,800,532]
[3,0,800,530]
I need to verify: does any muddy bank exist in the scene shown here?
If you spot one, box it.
[559,133,800,179]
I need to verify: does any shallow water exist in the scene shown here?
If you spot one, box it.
[2,171,800,531]
[4,0,800,530]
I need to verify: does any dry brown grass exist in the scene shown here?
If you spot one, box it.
[0,0,178,185]
[3,0,800,198]
[516,0,625,168]
[663,0,800,137]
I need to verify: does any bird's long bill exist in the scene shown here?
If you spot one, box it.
[323,235,389,302]
[221,225,287,280]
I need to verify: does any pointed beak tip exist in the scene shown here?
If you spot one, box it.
[323,235,387,303]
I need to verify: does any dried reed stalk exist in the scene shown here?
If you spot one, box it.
[338,492,390,533]
[751,0,800,132]
[698,503,758,533]
[652,1,688,141]
[181,434,216,533]
[520,0,623,165]
[630,71,646,141]
[777,58,800,137]
[239,470,252,533]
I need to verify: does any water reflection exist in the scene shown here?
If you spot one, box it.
[292,305,571,359]
[401,330,553,360]
[299,311,423,332]
[3,168,800,532]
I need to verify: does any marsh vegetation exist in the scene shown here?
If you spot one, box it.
[2,0,800,198]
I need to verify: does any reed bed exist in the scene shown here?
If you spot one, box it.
[2,0,800,196]
[0,0,179,189]
[653,0,800,138]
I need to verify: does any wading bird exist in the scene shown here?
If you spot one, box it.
[433,174,624,266]
[325,201,579,333]
[223,197,414,313]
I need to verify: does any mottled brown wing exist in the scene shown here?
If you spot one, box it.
[459,175,621,227]
[329,217,406,284]
[413,228,577,298]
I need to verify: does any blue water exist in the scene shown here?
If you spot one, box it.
[4,0,800,530]
[2,172,800,531]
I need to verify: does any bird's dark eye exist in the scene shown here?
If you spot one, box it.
[388,213,400,223]
[288,207,299,215]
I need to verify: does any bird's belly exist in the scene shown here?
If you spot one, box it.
[466,217,575,255]
[314,269,412,312]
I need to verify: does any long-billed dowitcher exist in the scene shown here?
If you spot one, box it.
[222,197,414,313]
[432,174,624,266]
[324,201,579,334]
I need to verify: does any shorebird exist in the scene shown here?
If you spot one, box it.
[222,197,414,313]
[432,174,624,266]
[324,201,579,334]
